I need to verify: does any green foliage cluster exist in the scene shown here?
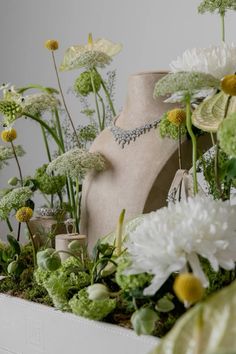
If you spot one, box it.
[34,164,66,195]
[69,288,116,321]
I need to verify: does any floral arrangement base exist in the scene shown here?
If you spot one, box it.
[0,294,158,354]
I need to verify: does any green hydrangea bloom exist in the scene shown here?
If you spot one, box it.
[159,113,187,140]
[154,72,220,97]
[35,257,90,311]
[116,258,152,293]
[34,266,51,286]
[34,164,66,195]
[69,288,116,320]
[74,71,101,96]
[0,187,32,220]
[198,0,236,15]
[218,113,236,157]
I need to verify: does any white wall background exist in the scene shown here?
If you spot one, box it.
[1,0,236,238]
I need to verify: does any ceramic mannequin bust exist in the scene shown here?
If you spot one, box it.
[80,71,209,252]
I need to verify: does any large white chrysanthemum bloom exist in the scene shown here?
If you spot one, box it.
[125,196,236,296]
[170,43,236,80]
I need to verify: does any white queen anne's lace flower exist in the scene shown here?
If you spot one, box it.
[125,196,236,296]
[170,43,236,80]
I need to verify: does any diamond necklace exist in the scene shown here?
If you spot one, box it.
[109,115,160,148]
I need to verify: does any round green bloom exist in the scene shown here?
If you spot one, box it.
[154,71,220,98]
[79,124,97,142]
[218,113,236,157]
[69,288,116,321]
[34,164,66,195]
[74,71,101,96]
[159,113,187,140]
[0,100,23,126]
[115,258,152,293]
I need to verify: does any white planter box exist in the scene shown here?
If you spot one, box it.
[0,294,159,354]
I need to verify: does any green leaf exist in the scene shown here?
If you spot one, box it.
[131,308,159,336]
[7,234,21,255]
[150,280,236,354]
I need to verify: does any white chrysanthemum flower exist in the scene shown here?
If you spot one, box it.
[170,43,236,80]
[125,196,236,296]
[60,34,122,71]
[46,148,107,179]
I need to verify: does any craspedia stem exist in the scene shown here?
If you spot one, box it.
[10,141,23,186]
[51,51,81,147]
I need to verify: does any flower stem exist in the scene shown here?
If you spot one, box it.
[10,141,23,186]
[23,112,64,151]
[6,218,13,232]
[26,222,37,268]
[95,68,116,117]
[186,97,198,195]
[75,178,80,224]
[51,52,80,147]
[17,223,21,242]
[90,71,102,131]
[41,125,52,162]
[221,13,225,42]
[178,126,183,170]
[97,92,106,130]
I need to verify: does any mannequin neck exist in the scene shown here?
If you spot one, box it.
[117,71,170,129]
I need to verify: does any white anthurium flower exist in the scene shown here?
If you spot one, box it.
[170,43,236,80]
[60,33,122,71]
[164,88,216,103]
[124,196,236,296]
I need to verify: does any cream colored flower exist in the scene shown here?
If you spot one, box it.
[60,33,122,71]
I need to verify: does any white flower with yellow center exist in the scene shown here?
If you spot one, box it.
[125,196,236,296]
[60,33,122,71]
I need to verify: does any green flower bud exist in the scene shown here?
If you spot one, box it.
[74,71,101,96]
[37,248,61,271]
[7,260,19,274]
[8,176,19,186]
[131,308,159,336]
[87,284,110,301]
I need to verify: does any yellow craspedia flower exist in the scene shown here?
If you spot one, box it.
[167,109,186,126]
[1,128,17,142]
[44,39,59,51]
[16,207,33,222]
[173,273,204,305]
[221,74,236,96]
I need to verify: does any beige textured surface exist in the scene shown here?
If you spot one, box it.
[80,72,210,252]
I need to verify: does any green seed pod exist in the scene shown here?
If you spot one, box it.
[74,71,101,96]
[131,308,159,336]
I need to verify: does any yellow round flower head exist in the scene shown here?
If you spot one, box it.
[1,128,17,142]
[44,39,59,51]
[167,109,186,126]
[16,207,33,223]
[173,273,204,305]
[221,74,236,96]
